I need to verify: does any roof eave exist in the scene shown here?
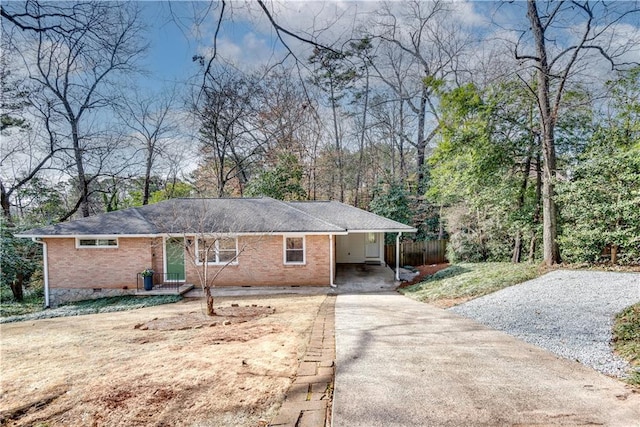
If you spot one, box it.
[16,230,350,238]
[346,228,418,233]
[15,233,160,239]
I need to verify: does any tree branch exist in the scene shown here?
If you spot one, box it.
[256,0,339,55]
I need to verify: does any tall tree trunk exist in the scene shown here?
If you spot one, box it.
[69,117,91,217]
[217,149,226,198]
[329,81,344,202]
[143,144,153,205]
[528,0,560,266]
[512,144,534,263]
[529,153,542,262]
[438,204,445,240]
[540,127,561,264]
[0,180,13,226]
[512,234,522,264]
[10,273,24,302]
[354,69,370,208]
[416,85,428,192]
[398,101,406,179]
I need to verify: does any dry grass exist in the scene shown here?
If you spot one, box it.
[0,294,326,427]
[400,262,540,306]
[612,302,640,386]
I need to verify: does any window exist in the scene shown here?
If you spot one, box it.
[77,238,118,248]
[284,236,305,264]
[197,237,238,265]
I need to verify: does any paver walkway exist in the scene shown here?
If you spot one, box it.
[270,296,336,427]
[333,292,640,426]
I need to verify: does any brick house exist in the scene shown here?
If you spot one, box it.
[18,197,415,307]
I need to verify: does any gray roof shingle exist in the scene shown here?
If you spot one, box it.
[288,200,415,232]
[17,197,415,237]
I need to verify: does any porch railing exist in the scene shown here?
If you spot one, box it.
[136,272,182,292]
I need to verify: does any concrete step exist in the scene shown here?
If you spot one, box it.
[135,283,195,296]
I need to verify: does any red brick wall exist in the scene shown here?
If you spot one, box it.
[44,235,331,290]
[184,235,331,287]
[151,237,164,285]
[45,237,157,289]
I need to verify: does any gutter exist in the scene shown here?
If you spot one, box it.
[31,238,50,308]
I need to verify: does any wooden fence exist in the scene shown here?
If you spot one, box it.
[384,239,448,267]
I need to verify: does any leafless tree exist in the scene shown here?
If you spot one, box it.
[118,88,178,205]
[2,1,147,218]
[250,69,322,199]
[183,233,251,317]
[0,31,70,225]
[371,0,472,191]
[193,69,263,197]
[162,200,265,316]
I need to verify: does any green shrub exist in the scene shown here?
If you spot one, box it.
[612,303,640,385]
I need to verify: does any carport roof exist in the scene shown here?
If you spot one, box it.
[288,200,416,233]
[17,197,416,237]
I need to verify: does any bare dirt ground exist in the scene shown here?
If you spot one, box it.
[0,294,326,427]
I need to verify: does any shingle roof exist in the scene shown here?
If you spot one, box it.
[17,197,416,237]
[17,207,158,236]
[288,200,416,232]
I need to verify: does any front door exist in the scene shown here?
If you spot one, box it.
[165,237,186,282]
[365,232,380,259]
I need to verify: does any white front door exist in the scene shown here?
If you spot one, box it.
[365,232,380,259]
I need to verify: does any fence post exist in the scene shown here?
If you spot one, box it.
[395,232,402,280]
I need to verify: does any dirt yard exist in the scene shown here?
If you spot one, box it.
[0,294,326,427]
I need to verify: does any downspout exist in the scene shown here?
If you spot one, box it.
[395,232,402,281]
[32,238,50,308]
[329,234,336,287]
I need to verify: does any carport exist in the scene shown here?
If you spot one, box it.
[335,232,384,264]
[289,201,416,282]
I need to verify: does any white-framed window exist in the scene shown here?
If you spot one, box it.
[76,238,118,248]
[196,237,238,265]
[284,236,305,265]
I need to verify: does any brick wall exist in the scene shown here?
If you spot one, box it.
[45,237,157,290]
[184,235,331,287]
[151,237,164,285]
[43,234,331,305]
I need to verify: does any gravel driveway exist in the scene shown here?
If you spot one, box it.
[450,269,640,377]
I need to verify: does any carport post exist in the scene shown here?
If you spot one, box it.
[329,234,335,287]
[395,232,402,281]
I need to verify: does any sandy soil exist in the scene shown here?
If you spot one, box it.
[0,294,326,427]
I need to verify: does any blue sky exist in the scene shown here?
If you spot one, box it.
[130,1,640,92]
[139,2,201,88]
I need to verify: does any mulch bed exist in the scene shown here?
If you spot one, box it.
[397,263,450,289]
[134,305,275,331]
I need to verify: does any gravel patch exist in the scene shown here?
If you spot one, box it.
[449,269,640,378]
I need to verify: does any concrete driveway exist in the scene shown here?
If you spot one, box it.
[333,292,640,426]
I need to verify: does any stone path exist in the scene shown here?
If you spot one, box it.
[269,295,336,427]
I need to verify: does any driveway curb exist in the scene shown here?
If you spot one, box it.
[270,295,336,427]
